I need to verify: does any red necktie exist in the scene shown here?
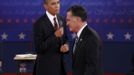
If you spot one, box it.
[53,17,58,30]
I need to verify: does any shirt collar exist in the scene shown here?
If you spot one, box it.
[77,23,87,38]
[46,11,57,26]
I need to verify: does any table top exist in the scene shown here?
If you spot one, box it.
[14,54,37,61]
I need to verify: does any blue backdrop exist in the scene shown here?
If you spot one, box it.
[0,0,134,74]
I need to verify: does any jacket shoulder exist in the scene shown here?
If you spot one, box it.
[83,26,101,42]
[35,14,47,24]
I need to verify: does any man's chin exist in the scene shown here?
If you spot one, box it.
[55,11,59,14]
[69,29,73,32]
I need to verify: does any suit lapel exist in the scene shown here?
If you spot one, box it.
[73,26,88,57]
[44,13,55,31]
[45,14,63,29]
[73,36,83,56]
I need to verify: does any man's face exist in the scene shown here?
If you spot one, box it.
[44,0,60,15]
[66,11,78,32]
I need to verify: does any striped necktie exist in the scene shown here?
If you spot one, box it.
[73,35,79,54]
[53,17,59,30]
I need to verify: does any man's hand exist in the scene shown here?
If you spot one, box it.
[60,43,69,53]
[54,27,64,38]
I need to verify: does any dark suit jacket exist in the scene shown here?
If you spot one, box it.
[73,26,103,75]
[33,13,67,75]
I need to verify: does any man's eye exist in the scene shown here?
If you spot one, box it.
[51,3,56,5]
[57,1,60,4]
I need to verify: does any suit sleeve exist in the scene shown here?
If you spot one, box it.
[58,19,69,54]
[84,36,102,75]
[63,20,68,44]
[58,16,68,45]
[33,21,59,54]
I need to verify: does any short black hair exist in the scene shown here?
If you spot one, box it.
[67,5,87,21]
[44,0,49,4]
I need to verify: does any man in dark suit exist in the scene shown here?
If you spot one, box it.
[66,5,103,75]
[33,0,69,75]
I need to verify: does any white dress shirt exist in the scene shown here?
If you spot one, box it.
[46,11,59,27]
[73,23,87,53]
[77,23,87,38]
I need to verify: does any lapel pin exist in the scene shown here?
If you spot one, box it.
[80,38,83,41]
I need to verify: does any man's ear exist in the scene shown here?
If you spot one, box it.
[73,17,77,22]
[44,4,47,10]
[77,17,81,22]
